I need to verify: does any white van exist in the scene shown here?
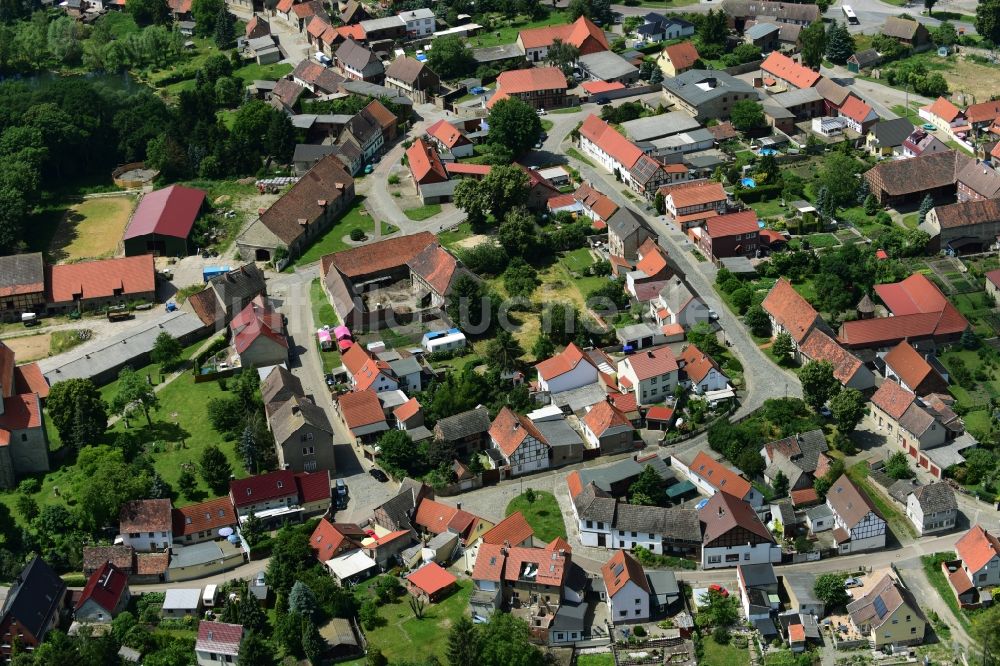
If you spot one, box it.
[202,584,218,607]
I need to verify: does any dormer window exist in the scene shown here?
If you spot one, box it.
[246,488,252,496]
[277,481,284,489]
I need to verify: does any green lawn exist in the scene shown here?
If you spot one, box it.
[404,204,442,221]
[900,213,919,229]
[350,578,473,664]
[561,247,596,272]
[847,462,917,540]
[701,636,750,666]
[549,107,582,114]
[921,553,972,630]
[288,196,373,268]
[466,11,570,49]
[750,199,786,219]
[232,62,293,84]
[577,654,615,666]
[803,233,839,249]
[108,371,248,503]
[506,490,565,543]
[310,278,342,374]
[99,337,210,405]
[565,147,595,167]
[540,119,554,132]
[439,222,474,249]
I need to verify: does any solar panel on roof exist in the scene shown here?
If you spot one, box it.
[873,596,888,619]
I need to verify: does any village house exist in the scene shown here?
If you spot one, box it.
[45,255,156,314]
[0,557,67,661]
[291,59,345,96]
[171,497,239,547]
[578,114,671,199]
[722,0,820,26]
[517,15,609,63]
[826,474,887,554]
[761,278,822,349]
[838,96,879,134]
[656,41,700,78]
[616,347,679,406]
[905,482,957,535]
[846,573,926,649]
[922,198,1000,253]
[398,7,435,37]
[602,550,651,623]
[659,180,729,230]
[695,210,759,260]
[761,52,820,89]
[309,518,367,562]
[866,118,915,158]
[123,184,206,257]
[660,69,758,120]
[0,253,45,322]
[335,39,384,83]
[737,563,779,621]
[883,341,949,396]
[536,343,601,394]
[229,296,288,368]
[229,469,331,523]
[337,389,389,444]
[678,451,763,507]
[639,13,693,42]
[966,100,1000,133]
[185,263,267,329]
[678,345,729,394]
[119,499,172,552]
[384,56,439,104]
[649,275,711,333]
[424,119,474,158]
[75,562,130,623]
[798,329,876,391]
[196,621,245,666]
[948,525,1000,604]
[881,16,931,50]
[488,407,550,476]
[235,155,355,263]
[433,406,492,457]
[268,394,336,473]
[760,430,829,493]
[864,149,966,206]
[580,400,635,455]
[699,491,780,569]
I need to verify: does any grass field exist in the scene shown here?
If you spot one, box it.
[289,197,373,268]
[310,278,342,374]
[921,552,972,630]
[49,195,135,262]
[576,654,615,666]
[347,578,473,664]
[232,62,293,83]
[466,11,570,49]
[506,490,564,543]
[884,51,1000,103]
[847,461,917,540]
[701,636,750,666]
[404,204,442,221]
[550,107,582,114]
[439,222,474,249]
[565,147,595,167]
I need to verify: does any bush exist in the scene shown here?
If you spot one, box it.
[350,228,365,241]
[387,174,400,185]
[712,626,730,644]
[633,625,647,637]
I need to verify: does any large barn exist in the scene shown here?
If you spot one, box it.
[123,184,206,257]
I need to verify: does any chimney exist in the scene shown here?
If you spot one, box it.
[717,506,724,516]
[456,502,462,510]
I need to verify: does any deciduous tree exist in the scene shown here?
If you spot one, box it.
[111,366,158,426]
[151,332,183,371]
[199,444,232,494]
[799,360,839,412]
[813,573,849,610]
[428,35,475,80]
[830,387,866,433]
[487,98,542,156]
[46,378,107,451]
[730,99,764,132]
[800,20,826,68]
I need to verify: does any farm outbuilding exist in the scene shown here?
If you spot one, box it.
[123,184,206,257]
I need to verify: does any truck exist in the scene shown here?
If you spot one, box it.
[107,306,132,322]
[202,266,232,283]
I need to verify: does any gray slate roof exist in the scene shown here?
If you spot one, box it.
[270,395,333,444]
[434,406,491,441]
[871,117,915,148]
[745,22,779,39]
[607,206,646,239]
[911,481,957,513]
[579,51,639,81]
[534,418,584,449]
[573,482,617,523]
[621,112,701,142]
[740,563,777,588]
[615,504,702,542]
[577,455,672,492]
[0,252,43,293]
[1,557,65,640]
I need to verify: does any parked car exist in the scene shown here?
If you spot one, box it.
[595,97,610,105]
[844,577,863,588]
[369,468,389,482]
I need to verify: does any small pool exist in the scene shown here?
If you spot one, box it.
[740,177,757,188]
[759,148,779,156]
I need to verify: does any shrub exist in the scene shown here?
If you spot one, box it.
[633,625,647,637]
[387,174,400,185]
[350,228,365,241]
[712,626,730,644]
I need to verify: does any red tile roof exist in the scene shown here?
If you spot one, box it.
[574,182,619,221]
[790,487,820,507]
[125,184,205,240]
[545,536,572,553]
[46,255,155,304]
[230,296,287,355]
[705,210,759,238]
[480,511,534,546]
[0,393,41,440]
[583,400,631,437]
[601,549,649,597]
[987,269,1000,290]
[535,342,597,381]
[488,66,568,109]
[310,518,363,560]
[581,80,625,94]
[662,41,700,72]
[503,545,566,586]
[406,562,457,596]
[798,329,863,386]
[678,344,722,384]
[690,451,751,498]
[414,498,460,534]
[393,397,421,422]
[171,497,237,539]
[761,278,819,343]
[876,273,948,315]
[660,179,728,209]
[407,138,449,184]
[14,363,48,400]
[635,244,669,277]
[425,119,471,149]
[608,390,638,414]
[518,15,609,52]
[445,162,492,176]
[580,114,644,169]
[788,624,805,642]
[870,380,915,420]
[471,542,506,581]
[196,621,244,655]
[119,499,172,533]
[295,470,331,504]
[956,525,1000,573]
[645,405,674,422]
[547,193,577,210]
[489,407,547,457]
[622,347,678,381]
[839,95,875,124]
[229,470,298,508]
[566,470,584,498]
[883,341,937,393]
[338,389,386,429]
[965,100,1000,125]
[699,490,773,543]
[323,231,437,279]
[761,52,820,89]
[927,96,961,122]
[76,561,128,614]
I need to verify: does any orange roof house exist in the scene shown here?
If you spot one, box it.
[487,66,568,109]
[883,341,949,396]
[687,451,759,505]
[517,15,609,56]
[761,52,820,89]
[955,525,1000,577]
[480,511,534,547]
[761,278,821,344]
[46,255,156,307]
[406,138,448,185]
[535,342,600,393]
[925,96,963,124]
[424,119,473,153]
[406,562,457,601]
[658,41,700,76]
[798,329,874,390]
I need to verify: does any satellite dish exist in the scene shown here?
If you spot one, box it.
[218,527,234,537]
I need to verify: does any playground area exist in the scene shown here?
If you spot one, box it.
[48,195,136,262]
